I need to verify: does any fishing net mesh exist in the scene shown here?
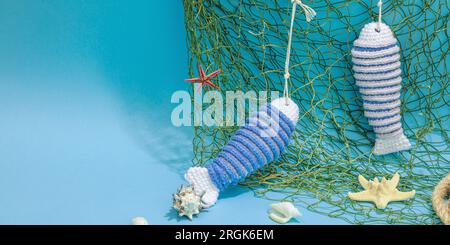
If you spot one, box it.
[183,0,450,224]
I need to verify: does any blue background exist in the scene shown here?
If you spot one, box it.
[0,0,345,224]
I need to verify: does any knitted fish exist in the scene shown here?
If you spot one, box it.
[174,97,299,214]
[351,22,411,155]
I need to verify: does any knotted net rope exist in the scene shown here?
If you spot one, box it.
[183,0,450,224]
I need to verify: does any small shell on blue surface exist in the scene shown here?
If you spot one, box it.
[131,217,149,225]
[268,202,301,224]
[173,185,202,220]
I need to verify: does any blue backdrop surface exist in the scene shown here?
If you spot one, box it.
[0,0,345,224]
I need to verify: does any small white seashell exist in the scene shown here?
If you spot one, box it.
[268,202,301,224]
[132,217,149,225]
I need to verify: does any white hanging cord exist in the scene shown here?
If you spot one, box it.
[376,0,383,32]
[283,0,316,105]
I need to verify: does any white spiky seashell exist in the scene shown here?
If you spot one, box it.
[172,185,202,220]
[268,202,301,224]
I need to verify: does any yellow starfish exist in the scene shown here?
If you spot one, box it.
[348,172,415,209]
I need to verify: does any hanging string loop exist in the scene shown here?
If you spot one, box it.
[376,0,383,32]
[283,0,316,105]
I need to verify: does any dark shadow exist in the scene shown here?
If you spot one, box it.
[118,104,193,177]
[165,207,184,222]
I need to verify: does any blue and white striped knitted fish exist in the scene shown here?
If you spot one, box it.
[182,97,299,208]
[351,22,411,155]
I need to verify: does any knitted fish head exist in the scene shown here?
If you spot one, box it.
[354,22,397,50]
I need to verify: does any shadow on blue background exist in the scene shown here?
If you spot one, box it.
[0,0,345,224]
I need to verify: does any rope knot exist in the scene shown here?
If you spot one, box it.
[377,0,383,8]
[292,0,316,22]
[284,73,290,80]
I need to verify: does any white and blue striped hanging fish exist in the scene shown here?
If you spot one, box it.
[351,22,411,155]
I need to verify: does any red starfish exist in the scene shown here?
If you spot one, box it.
[185,65,221,92]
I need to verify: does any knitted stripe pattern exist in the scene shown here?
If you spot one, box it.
[351,22,411,155]
[206,104,296,191]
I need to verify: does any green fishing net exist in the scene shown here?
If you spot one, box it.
[183,0,449,224]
